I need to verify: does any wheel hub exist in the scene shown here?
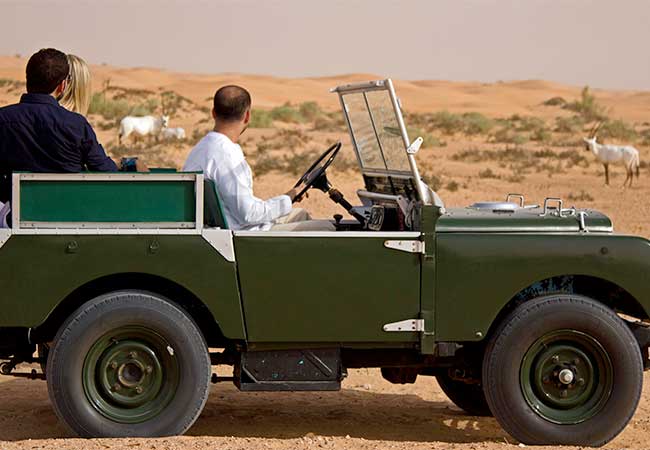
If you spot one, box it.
[521,330,613,424]
[83,327,180,424]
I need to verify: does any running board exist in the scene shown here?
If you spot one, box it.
[235,348,345,391]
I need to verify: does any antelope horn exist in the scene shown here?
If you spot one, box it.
[591,120,603,138]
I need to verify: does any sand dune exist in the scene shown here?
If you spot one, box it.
[2,55,649,121]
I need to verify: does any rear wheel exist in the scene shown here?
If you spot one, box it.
[436,371,491,416]
[483,294,642,446]
[47,291,211,437]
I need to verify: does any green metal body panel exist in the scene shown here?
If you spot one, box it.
[435,232,650,341]
[0,235,245,339]
[233,235,421,344]
[20,180,195,223]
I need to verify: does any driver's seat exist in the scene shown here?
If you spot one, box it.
[204,179,229,229]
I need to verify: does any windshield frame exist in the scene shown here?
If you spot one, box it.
[332,79,428,203]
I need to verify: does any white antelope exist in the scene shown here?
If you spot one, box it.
[118,114,169,144]
[583,121,640,187]
[161,127,186,140]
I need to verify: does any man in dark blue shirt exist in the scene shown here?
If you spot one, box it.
[0,48,117,202]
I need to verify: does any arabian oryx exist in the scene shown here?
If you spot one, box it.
[118,114,169,144]
[161,127,186,140]
[583,121,640,187]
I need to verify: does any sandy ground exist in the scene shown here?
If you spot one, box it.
[2,56,650,449]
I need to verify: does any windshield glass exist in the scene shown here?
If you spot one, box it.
[340,88,411,173]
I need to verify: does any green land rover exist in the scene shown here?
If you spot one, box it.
[0,79,648,446]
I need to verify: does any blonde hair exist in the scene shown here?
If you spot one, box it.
[59,54,91,115]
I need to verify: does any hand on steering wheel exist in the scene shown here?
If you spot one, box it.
[291,142,342,202]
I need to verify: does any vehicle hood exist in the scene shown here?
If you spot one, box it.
[436,206,613,233]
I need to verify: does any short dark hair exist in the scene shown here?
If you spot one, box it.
[25,48,70,94]
[213,85,251,122]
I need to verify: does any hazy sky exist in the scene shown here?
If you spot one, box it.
[1,0,649,89]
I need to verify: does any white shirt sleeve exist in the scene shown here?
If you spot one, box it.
[206,146,292,226]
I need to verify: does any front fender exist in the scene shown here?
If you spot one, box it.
[435,233,650,341]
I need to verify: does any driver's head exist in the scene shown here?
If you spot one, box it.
[212,85,251,135]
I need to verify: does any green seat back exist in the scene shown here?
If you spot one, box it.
[203,179,229,229]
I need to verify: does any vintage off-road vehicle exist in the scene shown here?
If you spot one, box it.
[0,79,648,446]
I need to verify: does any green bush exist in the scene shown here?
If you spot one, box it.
[298,101,323,121]
[249,109,274,128]
[270,103,304,123]
[555,115,585,134]
[478,168,499,179]
[431,110,464,135]
[564,86,607,122]
[598,119,638,142]
[462,112,494,135]
[543,96,567,107]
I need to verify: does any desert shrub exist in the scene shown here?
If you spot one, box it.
[313,112,346,132]
[283,149,320,175]
[89,93,131,120]
[478,168,499,179]
[567,190,594,202]
[445,180,460,192]
[516,116,546,133]
[252,153,285,176]
[555,115,585,134]
[270,103,304,123]
[298,101,323,121]
[275,128,312,147]
[249,109,274,128]
[407,127,441,148]
[492,126,527,145]
[531,128,552,143]
[564,86,607,122]
[462,112,494,135]
[598,119,638,142]
[431,110,464,135]
[543,96,567,107]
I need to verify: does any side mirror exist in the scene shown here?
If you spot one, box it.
[406,137,423,155]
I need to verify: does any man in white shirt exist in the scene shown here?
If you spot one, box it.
[183,85,334,231]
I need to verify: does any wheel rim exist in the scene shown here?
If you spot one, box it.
[83,326,180,424]
[520,329,613,424]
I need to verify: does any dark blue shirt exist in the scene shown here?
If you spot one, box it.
[0,93,117,202]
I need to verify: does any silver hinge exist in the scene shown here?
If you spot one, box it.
[383,319,425,332]
[384,240,425,254]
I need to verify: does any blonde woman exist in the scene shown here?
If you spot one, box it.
[59,54,91,115]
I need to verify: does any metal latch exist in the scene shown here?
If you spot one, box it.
[383,319,425,332]
[384,240,425,254]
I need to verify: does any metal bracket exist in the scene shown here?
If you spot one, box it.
[506,193,525,207]
[384,240,425,254]
[539,197,576,218]
[406,136,423,155]
[202,229,235,262]
[577,211,589,232]
[0,229,11,249]
[383,319,425,332]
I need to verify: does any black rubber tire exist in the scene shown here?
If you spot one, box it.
[46,291,211,437]
[483,294,643,446]
[436,372,492,416]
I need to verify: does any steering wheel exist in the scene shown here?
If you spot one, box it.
[292,141,341,201]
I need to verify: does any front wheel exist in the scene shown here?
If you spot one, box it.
[483,294,643,446]
[47,291,211,437]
